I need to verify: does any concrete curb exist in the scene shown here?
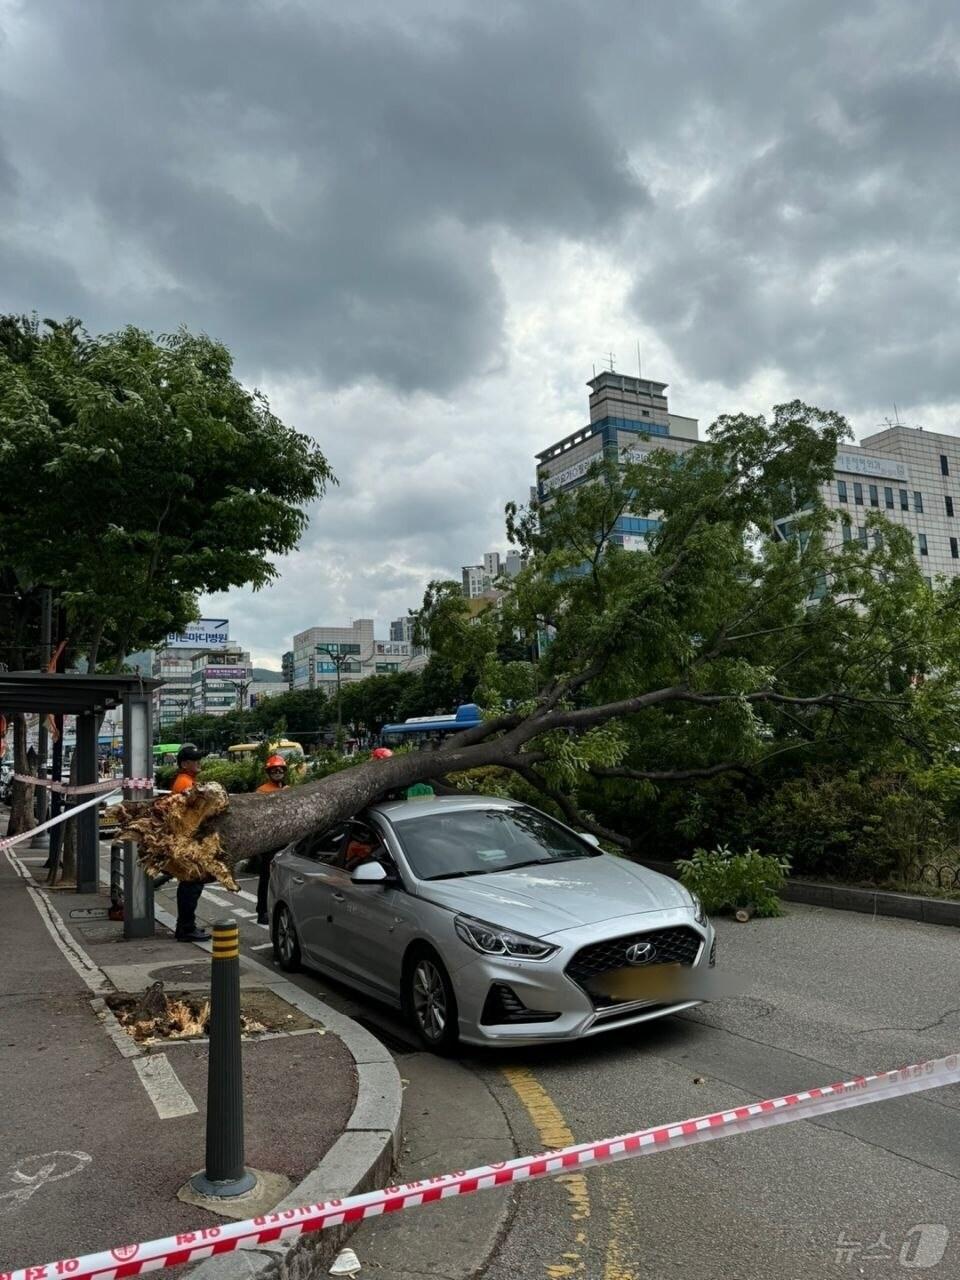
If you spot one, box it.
[145,906,405,1280]
[639,858,960,928]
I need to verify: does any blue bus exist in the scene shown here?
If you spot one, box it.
[380,703,482,749]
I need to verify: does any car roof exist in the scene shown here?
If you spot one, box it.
[371,794,523,824]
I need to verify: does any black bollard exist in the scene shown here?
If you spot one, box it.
[190,920,256,1198]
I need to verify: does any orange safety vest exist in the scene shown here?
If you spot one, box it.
[255,780,286,794]
[170,772,195,794]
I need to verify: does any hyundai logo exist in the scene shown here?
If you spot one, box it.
[625,941,656,966]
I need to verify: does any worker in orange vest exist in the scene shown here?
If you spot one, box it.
[254,754,287,924]
[170,745,210,943]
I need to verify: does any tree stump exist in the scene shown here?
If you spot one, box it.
[734,906,755,923]
[133,980,168,1022]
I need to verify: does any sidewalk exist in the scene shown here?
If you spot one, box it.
[0,838,402,1276]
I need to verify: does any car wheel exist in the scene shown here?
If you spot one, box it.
[404,949,459,1053]
[273,904,301,972]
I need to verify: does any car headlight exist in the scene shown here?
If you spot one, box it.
[688,891,707,926]
[454,914,558,960]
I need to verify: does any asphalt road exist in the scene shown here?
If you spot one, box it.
[177,870,960,1280]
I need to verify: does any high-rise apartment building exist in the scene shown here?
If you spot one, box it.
[535,370,699,549]
[461,549,524,599]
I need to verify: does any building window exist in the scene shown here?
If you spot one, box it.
[857,525,868,546]
[869,484,879,507]
[946,496,954,518]
[872,531,883,550]
[923,575,932,588]
[899,488,909,510]
[952,537,959,560]
[884,486,894,509]
[918,533,928,556]
[810,574,827,600]
[913,491,924,513]
[837,479,848,503]
[842,521,852,543]
[941,455,950,476]
[854,482,864,505]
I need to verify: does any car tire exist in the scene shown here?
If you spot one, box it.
[403,948,459,1053]
[273,904,302,973]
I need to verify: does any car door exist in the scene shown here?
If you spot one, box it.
[328,819,416,1001]
[286,822,350,968]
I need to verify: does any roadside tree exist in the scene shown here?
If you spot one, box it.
[123,401,960,886]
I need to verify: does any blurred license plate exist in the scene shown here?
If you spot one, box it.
[587,963,684,1002]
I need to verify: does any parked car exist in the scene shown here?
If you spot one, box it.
[269,796,715,1051]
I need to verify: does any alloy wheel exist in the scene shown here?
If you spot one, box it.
[412,958,447,1042]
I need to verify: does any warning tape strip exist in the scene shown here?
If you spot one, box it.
[4,1051,958,1280]
[0,789,121,852]
[13,776,153,795]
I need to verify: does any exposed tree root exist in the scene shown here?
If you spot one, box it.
[118,781,237,889]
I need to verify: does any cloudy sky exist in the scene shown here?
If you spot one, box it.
[2,0,959,666]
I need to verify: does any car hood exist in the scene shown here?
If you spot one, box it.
[415,855,691,934]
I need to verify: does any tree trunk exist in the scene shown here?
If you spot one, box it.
[5,714,36,837]
[122,732,531,886]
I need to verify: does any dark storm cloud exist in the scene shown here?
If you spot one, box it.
[618,1,960,407]
[0,0,642,392]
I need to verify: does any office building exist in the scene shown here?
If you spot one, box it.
[153,618,233,729]
[189,646,253,717]
[281,650,294,689]
[534,369,699,549]
[782,425,960,588]
[290,621,428,695]
[249,680,288,708]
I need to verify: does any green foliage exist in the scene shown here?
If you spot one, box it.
[754,770,948,883]
[0,315,332,670]
[196,758,261,794]
[155,764,178,790]
[677,845,790,917]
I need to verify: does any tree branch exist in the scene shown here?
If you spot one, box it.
[510,761,631,850]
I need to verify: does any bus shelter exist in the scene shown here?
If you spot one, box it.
[0,672,160,896]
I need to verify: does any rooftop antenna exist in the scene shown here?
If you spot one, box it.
[893,403,902,425]
[607,350,616,372]
[636,339,642,380]
[592,362,596,378]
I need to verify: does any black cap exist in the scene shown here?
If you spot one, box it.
[177,743,203,764]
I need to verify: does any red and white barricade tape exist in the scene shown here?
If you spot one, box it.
[4,1051,958,1280]
[13,776,153,795]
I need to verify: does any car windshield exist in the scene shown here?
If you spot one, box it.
[392,806,601,880]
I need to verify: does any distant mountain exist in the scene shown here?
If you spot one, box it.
[253,667,285,682]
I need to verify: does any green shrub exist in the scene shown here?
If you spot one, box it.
[196,758,260,793]
[677,844,790,917]
[155,763,178,790]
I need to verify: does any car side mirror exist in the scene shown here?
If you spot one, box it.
[351,861,389,885]
[580,833,601,848]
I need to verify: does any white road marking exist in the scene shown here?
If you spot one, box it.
[232,908,257,919]
[90,997,142,1059]
[0,1151,92,1215]
[4,848,110,993]
[134,1053,198,1119]
[251,942,273,951]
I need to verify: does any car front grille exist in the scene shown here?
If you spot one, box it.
[565,926,703,987]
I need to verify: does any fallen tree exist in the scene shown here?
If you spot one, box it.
[120,402,960,882]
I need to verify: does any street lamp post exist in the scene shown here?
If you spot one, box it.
[314,646,355,752]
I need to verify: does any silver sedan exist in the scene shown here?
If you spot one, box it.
[269,795,716,1051]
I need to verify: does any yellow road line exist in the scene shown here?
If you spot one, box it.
[502,1066,590,1278]
[602,1187,638,1280]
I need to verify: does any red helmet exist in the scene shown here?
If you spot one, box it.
[265,754,286,769]
[371,747,393,760]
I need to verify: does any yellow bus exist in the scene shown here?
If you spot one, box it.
[226,739,305,763]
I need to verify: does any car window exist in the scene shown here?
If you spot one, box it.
[392,807,600,880]
[298,824,349,864]
[342,820,392,872]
